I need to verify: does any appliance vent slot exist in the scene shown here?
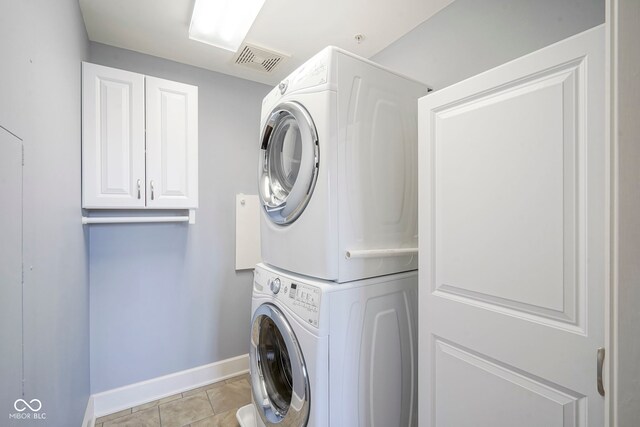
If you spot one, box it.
[232,43,288,74]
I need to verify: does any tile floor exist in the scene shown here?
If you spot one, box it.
[94,374,251,427]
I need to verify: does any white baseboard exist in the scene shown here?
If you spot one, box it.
[82,395,94,427]
[90,354,249,419]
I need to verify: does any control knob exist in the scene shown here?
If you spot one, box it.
[270,278,281,294]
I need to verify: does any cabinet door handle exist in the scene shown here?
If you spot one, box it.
[150,180,155,201]
[597,347,605,397]
[137,179,141,199]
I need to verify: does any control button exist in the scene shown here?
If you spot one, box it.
[270,278,281,294]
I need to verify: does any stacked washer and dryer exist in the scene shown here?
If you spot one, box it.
[240,46,428,427]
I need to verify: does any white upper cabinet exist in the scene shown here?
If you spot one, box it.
[145,76,198,208]
[82,62,145,208]
[82,62,198,209]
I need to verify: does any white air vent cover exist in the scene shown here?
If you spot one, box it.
[233,43,288,73]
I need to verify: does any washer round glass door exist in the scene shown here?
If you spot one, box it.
[250,303,310,426]
[259,101,319,225]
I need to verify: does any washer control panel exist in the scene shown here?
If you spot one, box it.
[289,282,321,328]
[276,277,321,328]
[255,267,322,328]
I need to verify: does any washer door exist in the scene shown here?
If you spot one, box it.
[250,303,310,427]
[259,102,319,225]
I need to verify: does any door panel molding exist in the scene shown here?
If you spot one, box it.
[432,338,585,427]
[429,57,587,332]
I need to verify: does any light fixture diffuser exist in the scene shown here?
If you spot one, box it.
[189,0,266,52]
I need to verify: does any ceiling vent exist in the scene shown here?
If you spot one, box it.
[232,43,288,73]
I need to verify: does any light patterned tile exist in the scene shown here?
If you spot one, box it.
[182,381,226,398]
[131,393,182,413]
[159,392,213,427]
[190,410,239,427]
[131,400,160,413]
[206,379,251,415]
[159,393,183,405]
[225,373,250,385]
[96,408,132,424]
[103,407,160,427]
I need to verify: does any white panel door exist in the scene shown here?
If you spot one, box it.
[418,25,605,426]
[82,62,145,208]
[145,76,198,208]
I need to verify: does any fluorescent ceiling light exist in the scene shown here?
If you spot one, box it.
[189,0,266,52]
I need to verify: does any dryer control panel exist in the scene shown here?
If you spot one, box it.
[266,275,321,328]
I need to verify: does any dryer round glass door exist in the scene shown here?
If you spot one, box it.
[259,101,319,225]
[250,303,310,426]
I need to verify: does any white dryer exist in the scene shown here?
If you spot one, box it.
[249,263,418,427]
[258,47,428,282]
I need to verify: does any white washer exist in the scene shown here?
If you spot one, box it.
[258,47,428,282]
[249,263,418,427]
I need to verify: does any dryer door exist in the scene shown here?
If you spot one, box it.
[259,101,319,225]
[250,303,310,427]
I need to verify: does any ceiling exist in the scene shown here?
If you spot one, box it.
[79,0,454,86]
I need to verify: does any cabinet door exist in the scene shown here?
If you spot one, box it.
[145,76,198,208]
[82,62,145,208]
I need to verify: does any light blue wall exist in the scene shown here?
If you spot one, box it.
[372,0,604,89]
[88,43,271,393]
[0,0,90,426]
